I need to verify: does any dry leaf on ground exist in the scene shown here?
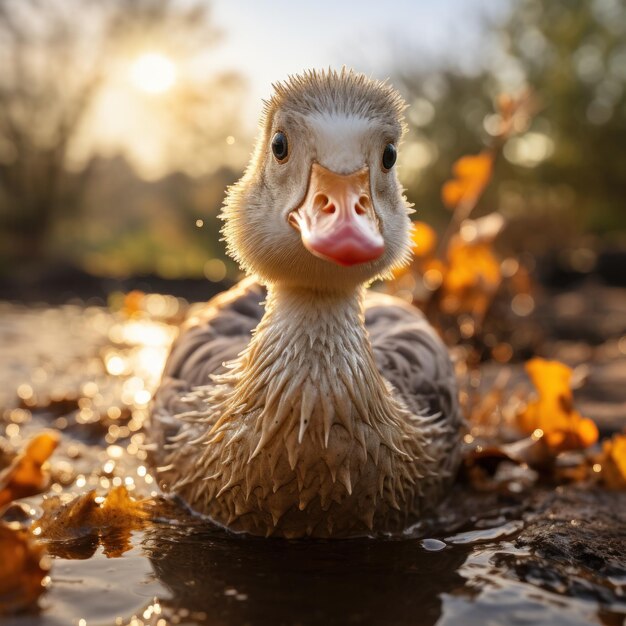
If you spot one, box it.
[597,433,626,490]
[0,432,59,510]
[34,486,152,557]
[0,524,50,614]
[517,358,598,452]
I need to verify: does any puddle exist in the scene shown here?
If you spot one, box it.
[1,302,625,626]
[4,540,162,626]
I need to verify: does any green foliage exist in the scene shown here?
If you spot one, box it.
[397,0,626,239]
[506,0,626,232]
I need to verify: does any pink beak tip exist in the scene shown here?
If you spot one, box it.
[304,235,385,267]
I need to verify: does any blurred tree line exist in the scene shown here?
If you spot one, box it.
[396,0,626,269]
[0,0,243,278]
[0,0,624,281]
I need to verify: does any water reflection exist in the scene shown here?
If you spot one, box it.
[140,491,626,626]
[144,519,471,626]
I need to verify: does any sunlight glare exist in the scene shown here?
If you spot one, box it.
[130,52,176,94]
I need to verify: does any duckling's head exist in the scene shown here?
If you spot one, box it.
[222,68,413,291]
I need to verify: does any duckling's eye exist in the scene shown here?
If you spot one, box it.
[271,131,289,162]
[382,143,397,171]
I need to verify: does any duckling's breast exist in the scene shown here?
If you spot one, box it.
[149,280,461,538]
[156,393,455,539]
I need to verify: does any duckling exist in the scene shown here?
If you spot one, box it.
[149,68,462,538]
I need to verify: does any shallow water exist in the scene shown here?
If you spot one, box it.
[1,301,625,626]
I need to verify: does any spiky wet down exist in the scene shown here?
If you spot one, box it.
[155,286,457,538]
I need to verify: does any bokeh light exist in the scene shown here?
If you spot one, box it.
[130,53,177,94]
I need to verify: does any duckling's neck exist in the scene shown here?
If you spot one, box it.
[227,282,400,452]
[256,284,370,371]
[180,282,433,531]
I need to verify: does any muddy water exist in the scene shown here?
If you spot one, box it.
[1,301,625,626]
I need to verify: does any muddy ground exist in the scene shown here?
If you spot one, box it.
[0,278,624,625]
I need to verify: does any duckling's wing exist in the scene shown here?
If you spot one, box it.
[152,277,266,420]
[364,290,461,431]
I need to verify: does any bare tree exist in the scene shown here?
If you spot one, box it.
[0,0,241,264]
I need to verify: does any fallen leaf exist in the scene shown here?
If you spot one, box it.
[0,432,59,510]
[0,525,50,614]
[517,358,598,452]
[34,486,152,558]
[463,434,550,489]
[598,433,626,490]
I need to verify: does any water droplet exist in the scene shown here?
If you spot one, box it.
[421,538,447,552]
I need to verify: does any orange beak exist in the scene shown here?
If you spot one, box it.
[288,163,385,267]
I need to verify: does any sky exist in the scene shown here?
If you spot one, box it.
[79,0,512,179]
[205,0,510,129]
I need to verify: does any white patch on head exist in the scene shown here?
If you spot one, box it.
[306,112,374,174]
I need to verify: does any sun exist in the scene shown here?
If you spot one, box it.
[129,52,177,94]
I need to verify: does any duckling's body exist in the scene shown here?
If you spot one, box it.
[149,69,462,538]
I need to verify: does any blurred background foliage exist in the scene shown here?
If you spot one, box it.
[396,0,626,267]
[0,0,624,287]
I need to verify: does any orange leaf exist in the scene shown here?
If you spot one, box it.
[441,180,465,209]
[516,358,598,453]
[391,221,439,279]
[578,417,600,448]
[0,525,49,614]
[410,221,437,258]
[454,152,493,179]
[0,432,59,510]
[34,486,152,558]
[439,236,501,316]
[598,434,626,490]
[441,151,493,209]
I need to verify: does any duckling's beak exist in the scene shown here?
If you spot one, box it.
[288,162,385,267]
